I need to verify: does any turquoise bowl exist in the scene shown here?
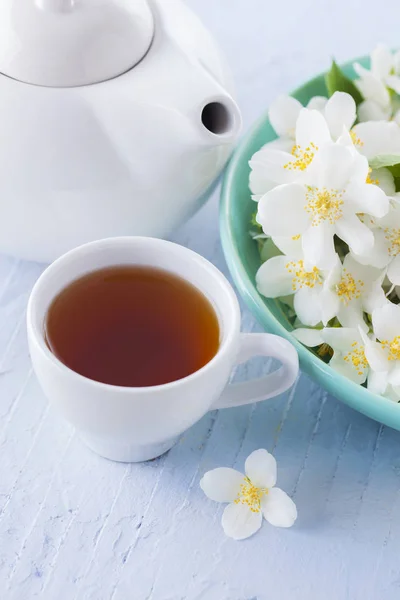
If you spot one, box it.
[220,56,400,431]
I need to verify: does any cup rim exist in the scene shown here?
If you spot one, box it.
[27,236,241,394]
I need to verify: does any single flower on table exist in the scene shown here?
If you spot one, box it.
[200,449,297,540]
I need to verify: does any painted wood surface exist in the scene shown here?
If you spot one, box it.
[1,1,400,598]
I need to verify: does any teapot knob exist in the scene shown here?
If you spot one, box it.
[0,0,154,86]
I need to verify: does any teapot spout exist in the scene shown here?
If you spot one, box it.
[178,53,241,145]
[151,31,241,146]
[196,76,242,145]
[200,94,241,144]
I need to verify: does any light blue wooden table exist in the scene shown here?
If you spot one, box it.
[1,1,400,598]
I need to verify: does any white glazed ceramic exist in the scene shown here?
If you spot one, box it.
[0,0,241,263]
[0,0,154,86]
[27,237,299,462]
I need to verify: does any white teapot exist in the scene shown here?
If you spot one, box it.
[0,0,241,262]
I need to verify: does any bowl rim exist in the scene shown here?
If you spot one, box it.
[220,54,400,427]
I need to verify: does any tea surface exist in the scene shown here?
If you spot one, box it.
[45,266,220,387]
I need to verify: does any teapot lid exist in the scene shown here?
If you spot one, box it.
[0,0,154,87]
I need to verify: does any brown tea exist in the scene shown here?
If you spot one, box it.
[44,266,220,387]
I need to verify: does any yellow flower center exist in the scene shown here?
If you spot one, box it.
[366,167,379,185]
[343,341,368,376]
[381,336,400,361]
[350,128,364,148]
[285,259,322,291]
[283,143,318,171]
[234,477,268,513]
[335,269,364,303]
[305,186,344,226]
[384,227,400,256]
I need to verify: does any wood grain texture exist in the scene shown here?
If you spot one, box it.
[1,1,400,598]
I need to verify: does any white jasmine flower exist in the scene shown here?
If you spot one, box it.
[291,327,324,347]
[257,250,385,329]
[249,108,330,188]
[366,167,395,196]
[306,96,329,111]
[352,204,400,284]
[347,120,400,161]
[338,125,397,197]
[382,384,400,403]
[362,303,400,394]
[354,45,400,122]
[249,96,303,201]
[250,93,357,200]
[322,255,386,330]
[200,449,297,540]
[293,326,386,390]
[249,152,282,202]
[268,95,305,140]
[268,92,355,141]
[322,92,357,140]
[249,51,400,400]
[256,250,336,327]
[250,93,356,190]
[271,233,303,257]
[322,327,379,387]
[249,168,276,202]
[257,143,390,269]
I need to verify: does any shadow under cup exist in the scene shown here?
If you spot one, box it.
[27,237,241,462]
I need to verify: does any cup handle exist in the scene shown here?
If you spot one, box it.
[212,333,299,410]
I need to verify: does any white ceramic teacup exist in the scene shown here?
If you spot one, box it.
[27,237,299,463]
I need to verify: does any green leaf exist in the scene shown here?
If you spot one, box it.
[325,60,363,105]
[333,235,349,261]
[393,176,400,192]
[259,238,281,263]
[389,164,400,178]
[250,210,262,230]
[369,154,400,170]
[368,156,400,188]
